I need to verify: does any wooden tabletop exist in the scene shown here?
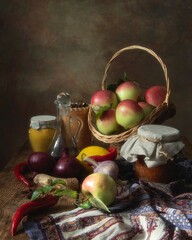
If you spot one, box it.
[0,138,192,240]
[0,142,76,240]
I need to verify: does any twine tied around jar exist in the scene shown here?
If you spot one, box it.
[120,125,185,168]
[138,135,177,161]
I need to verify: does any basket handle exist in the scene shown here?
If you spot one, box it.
[101,45,170,104]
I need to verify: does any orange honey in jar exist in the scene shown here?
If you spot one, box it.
[29,115,56,152]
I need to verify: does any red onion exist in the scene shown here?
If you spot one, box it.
[84,157,119,180]
[28,152,56,173]
[53,149,83,179]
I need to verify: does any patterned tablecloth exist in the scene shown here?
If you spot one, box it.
[23,169,192,239]
[0,139,192,240]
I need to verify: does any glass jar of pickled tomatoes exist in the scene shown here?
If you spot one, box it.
[29,115,56,152]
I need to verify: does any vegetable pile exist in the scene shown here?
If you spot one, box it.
[11,145,118,236]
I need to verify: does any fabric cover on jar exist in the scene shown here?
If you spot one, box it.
[29,115,56,152]
[120,124,185,168]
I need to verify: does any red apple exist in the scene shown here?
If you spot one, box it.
[90,90,118,114]
[115,81,141,101]
[81,173,117,206]
[116,100,144,129]
[96,109,120,135]
[138,101,154,119]
[145,85,166,107]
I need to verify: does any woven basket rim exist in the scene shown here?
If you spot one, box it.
[88,45,171,144]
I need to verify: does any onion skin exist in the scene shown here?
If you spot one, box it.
[53,150,85,179]
[84,157,119,180]
[94,161,119,180]
[28,152,56,173]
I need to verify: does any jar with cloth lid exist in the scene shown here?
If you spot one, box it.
[29,115,56,152]
[120,124,185,183]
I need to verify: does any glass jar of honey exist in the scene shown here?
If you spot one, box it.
[29,115,56,152]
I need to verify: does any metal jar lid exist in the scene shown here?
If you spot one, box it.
[30,115,56,130]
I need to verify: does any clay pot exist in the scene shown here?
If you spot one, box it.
[70,105,92,150]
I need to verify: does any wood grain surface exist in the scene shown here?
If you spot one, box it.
[0,142,76,240]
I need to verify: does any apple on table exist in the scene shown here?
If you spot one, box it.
[81,173,117,207]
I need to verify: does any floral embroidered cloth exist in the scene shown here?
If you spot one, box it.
[23,180,192,240]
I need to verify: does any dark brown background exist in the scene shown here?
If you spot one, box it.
[0,1,191,169]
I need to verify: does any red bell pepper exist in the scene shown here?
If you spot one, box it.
[90,147,117,162]
[14,161,31,187]
[11,194,59,236]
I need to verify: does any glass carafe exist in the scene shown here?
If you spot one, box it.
[49,92,83,159]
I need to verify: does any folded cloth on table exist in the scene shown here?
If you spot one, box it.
[23,180,192,240]
[176,159,192,183]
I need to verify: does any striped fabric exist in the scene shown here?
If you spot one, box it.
[24,180,192,240]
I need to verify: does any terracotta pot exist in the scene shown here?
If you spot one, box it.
[70,106,92,150]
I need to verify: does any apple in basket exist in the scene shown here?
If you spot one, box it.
[96,109,120,135]
[145,85,166,107]
[90,89,118,114]
[115,81,141,101]
[138,101,154,119]
[81,173,117,206]
[116,99,144,129]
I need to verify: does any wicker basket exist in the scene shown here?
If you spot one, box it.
[88,45,172,145]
